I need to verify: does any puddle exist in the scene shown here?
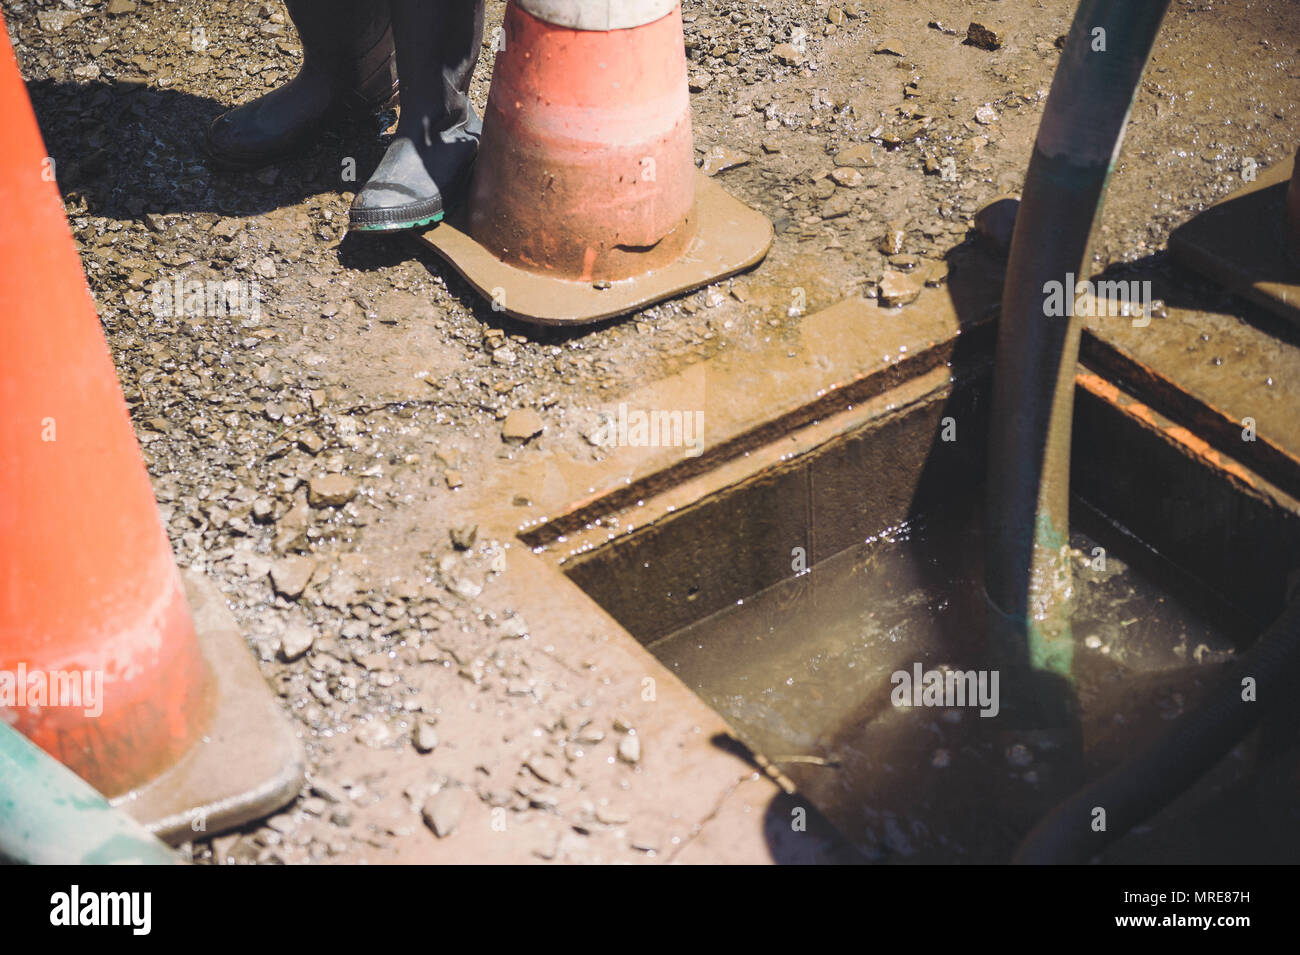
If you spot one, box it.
[649,500,1246,862]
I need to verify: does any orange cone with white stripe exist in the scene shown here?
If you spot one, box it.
[421,0,772,325]
[0,13,301,839]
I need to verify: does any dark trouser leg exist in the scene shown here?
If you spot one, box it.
[204,0,398,170]
[348,0,486,233]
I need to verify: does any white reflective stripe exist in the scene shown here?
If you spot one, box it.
[515,0,678,30]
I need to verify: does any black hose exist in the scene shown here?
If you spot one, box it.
[1013,596,1300,863]
[985,0,1172,674]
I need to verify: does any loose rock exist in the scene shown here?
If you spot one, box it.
[413,722,439,754]
[270,556,317,599]
[280,624,315,662]
[835,143,877,168]
[878,270,922,307]
[422,788,465,838]
[307,474,357,508]
[974,194,1021,252]
[502,408,545,442]
[965,22,1004,51]
[617,734,641,764]
[700,144,751,176]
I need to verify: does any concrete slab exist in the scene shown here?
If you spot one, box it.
[1169,154,1300,327]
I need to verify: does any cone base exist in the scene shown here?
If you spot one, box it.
[419,172,773,326]
[110,571,305,843]
[1169,153,1300,328]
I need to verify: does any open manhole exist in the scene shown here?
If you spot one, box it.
[524,345,1300,863]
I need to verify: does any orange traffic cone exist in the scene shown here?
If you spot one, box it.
[0,15,302,840]
[421,0,772,325]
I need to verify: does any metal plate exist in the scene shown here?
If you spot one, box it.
[418,171,773,326]
[1169,154,1300,327]
[109,571,305,844]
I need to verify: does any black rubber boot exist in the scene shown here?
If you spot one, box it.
[349,0,485,233]
[205,0,398,170]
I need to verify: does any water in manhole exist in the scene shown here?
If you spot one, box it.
[649,502,1256,863]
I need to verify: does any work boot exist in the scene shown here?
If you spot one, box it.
[349,0,485,232]
[205,0,398,170]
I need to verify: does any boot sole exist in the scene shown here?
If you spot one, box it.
[349,210,445,233]
[348,191,450,234]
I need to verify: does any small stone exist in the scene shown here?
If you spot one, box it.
[502,408,544,442]
[413,722,439,753]
[617,734,641,764]
[280,624,315,662]
[450,525,478,550]
[107,0,137,14]
[143,213,167,233]
[311,778,349,804]
[830,167,863,188]
[307,474,357,507]
[270,556,317,599]
[974,104,1000,125]
[700,144,751,177]
[450,576,482,600]
[525,755,564,784]
[761,138,781,154]
[834,143,877,168]
[965,22,1003,51]
[444,469,464,489]
[570,723,604,745]
[498,615,529,639]
[37,10,77,32]
[770,42,804,66]
[319,572,360,610]
[297,431,325,454]
[873,38,904,56]
[877,223,908,255]
[422,788,465,838]
[688,73,711,93]
[820,192,854,219]
[974,194,1020,251]
[595,803,630,825]
[329,807,353,827]
[878,270,922,308]
[922,259,950,287]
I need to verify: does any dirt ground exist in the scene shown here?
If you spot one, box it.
[7,0,1299,862]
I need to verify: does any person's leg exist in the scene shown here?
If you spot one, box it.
[348,0,486,232]
[205,0,398,170]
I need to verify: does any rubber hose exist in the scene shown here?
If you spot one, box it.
[1013,595,1300,863]
[985,0,1171,677]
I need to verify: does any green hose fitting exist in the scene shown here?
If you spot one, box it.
[0,722,180,865]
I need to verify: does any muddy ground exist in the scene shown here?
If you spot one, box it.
[7,0,1299,862]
